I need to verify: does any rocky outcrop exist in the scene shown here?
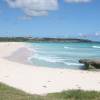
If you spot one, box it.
[79,59,100,70]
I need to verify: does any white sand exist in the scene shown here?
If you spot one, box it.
[0,42,100,95]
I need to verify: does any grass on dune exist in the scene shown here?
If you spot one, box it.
[0,83,100,100]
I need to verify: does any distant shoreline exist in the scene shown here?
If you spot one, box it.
[0,37,99,43]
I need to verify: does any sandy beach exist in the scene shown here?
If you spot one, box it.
[0,42,100,95]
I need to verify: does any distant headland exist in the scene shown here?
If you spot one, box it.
[0,37,99,43]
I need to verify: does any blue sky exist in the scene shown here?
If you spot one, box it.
[0,0,100,41]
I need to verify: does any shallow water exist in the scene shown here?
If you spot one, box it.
[28,42,100,69]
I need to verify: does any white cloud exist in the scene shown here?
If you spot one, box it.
[6,0,58,16]
[95,32,100,36]
[65,0,92,3]
[6,0,92,18]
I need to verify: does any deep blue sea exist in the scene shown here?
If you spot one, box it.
[28,42,100,69]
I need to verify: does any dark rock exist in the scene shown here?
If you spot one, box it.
[79,59,100,70]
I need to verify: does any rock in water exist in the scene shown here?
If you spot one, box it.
[79,59,100,70]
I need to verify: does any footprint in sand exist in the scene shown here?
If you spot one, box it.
[42,85,47,88]
[75,84,81,89]
[98,82,100,84]
[4,75,9,78]
[47,81,51,83]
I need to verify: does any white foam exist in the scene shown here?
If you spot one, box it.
[64,46,73,49]
[64,62,83,66]
[92,46,100,49]
[30,54,64,63]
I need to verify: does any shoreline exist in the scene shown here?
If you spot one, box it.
[0,42,100,95]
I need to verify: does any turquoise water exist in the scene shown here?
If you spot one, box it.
[29,42,100,69]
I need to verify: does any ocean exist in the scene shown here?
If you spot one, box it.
[28,42,100,69]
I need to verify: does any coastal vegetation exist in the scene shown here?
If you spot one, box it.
[1,83,100,100]
[0,37,95,43]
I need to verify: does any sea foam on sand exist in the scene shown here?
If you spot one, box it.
[0,42,100,95]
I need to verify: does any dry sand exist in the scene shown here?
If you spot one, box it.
[0,42,100,95]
